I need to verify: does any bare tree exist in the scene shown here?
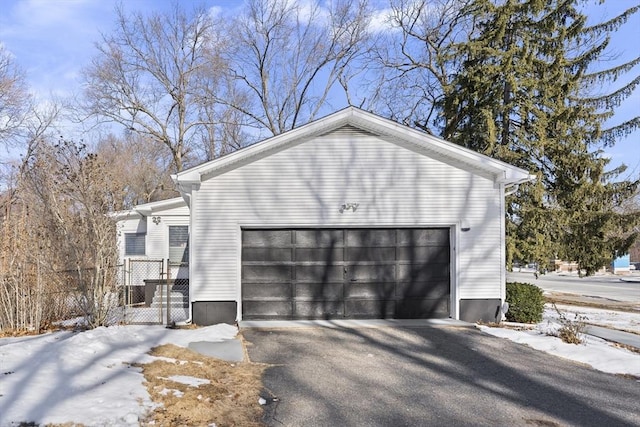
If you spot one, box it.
[0,186,72,332]
[191,85,252,161]
[218,0,373,135]
[81,4,223,172]
[21,138,122,328]
[0,101,61,210]
[0,44,32,150]
[368,0,474,133]
[0,76,65,332]
[1,126,156,331]
[95,133,178,207]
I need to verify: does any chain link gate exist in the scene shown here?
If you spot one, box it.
[166,261,189,325]
[121,259,189,325]
[121,259,164,324]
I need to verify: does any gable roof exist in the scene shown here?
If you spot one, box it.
[172,107,534,191]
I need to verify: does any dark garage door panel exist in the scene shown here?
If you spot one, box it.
[296,229,344,247]
[243,300,293,318]
[241,228,450,320]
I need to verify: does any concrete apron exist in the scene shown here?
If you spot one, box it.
[239,318,473,329]
[239,319,640,351]
[188,339,245,362]
[186,320,470,363]
[185,320,639,363]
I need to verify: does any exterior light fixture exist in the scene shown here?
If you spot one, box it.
[339,202,359,213]
[461,220,470,232]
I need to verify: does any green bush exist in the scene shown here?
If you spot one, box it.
[505,282,545,323]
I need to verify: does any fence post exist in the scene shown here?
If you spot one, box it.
[124,258,129,324]
[166,259,171,326]
[158,260,163,324]
[124,258,129,287]
[125,259,131,307]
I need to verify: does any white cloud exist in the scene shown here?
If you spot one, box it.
[0,0,116,100]
[208,5,224,18]
[296,0,327,22]
[3,0,111,40]
[368,7,394,33]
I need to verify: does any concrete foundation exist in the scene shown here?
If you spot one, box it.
[192,301,237,325]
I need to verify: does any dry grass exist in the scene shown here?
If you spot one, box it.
[477,321,536,331]
[612,342,640,355]
[524,419,561,426]
[615,373,640,381]
[0,323,70,338]
[544,294,640,314]
[135,344,266,426]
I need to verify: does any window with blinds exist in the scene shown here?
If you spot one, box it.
[125,233,146,256]
[169,226,189,263]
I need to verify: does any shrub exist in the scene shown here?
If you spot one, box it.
[505,282,545,323]
[552,303,586,344]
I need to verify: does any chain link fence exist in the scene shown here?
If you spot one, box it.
[120,259,189,325]
[1,260,189,330]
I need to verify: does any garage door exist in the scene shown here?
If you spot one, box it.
[241,228,450,320]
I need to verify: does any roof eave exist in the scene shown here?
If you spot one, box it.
[173,107,535,188]
[498,172,537,187]
[173,107,358,185]
[109,210,143,221]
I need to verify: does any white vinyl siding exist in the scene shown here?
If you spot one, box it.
[145,217,190,261]
[116,200,190,264]
[190,129,503,308]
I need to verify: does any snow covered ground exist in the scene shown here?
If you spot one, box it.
[479,304,640,377]
[0,305,638,426]
[0,324,237,426]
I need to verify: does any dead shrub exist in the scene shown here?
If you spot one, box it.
[551,303,587,344]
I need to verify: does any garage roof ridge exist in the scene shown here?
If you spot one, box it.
[172,107,533,188]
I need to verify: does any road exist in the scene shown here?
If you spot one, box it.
[507,271,640,303]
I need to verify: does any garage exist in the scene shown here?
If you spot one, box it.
[172,107,533,325]
[241,228,450,320]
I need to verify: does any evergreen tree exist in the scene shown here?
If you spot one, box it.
[441,0,640,275]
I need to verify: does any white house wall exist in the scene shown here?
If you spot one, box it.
[117,204,189,274]
[191,129,503,314]
[146,215,190,279]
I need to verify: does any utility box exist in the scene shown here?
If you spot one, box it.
[611,254,630,275]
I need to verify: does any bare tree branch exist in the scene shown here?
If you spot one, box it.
[218,0,373,135]
[81,4,224,172]
[0,44,32,150]
[367,0,474,133]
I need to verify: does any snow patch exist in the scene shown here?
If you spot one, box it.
[162,375,210,387]
[479,305,640,376]
[0,323,237,426]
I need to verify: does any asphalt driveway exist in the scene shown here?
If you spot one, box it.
[242,325,640,427]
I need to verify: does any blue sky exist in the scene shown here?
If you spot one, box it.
[0,0,638,174]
